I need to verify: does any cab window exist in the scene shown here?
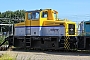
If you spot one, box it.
[28,13,31,20]
[54,13,57,19]
[28,12,40,20]
[42,11,48,18]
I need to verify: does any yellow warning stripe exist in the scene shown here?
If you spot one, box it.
[64,36,70,50]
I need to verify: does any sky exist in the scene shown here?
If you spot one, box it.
[0,0,90,22]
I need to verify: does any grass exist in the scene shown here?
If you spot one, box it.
[0,35,15,60]
[0,51,17,60]
[0,54,14,60]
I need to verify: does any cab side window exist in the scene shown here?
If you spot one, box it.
[54,13,57,19]
[42,11,48,18]
[28,13,31,20]
[36,12,39,19]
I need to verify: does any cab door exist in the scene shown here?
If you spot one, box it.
[26,12,31,36]
[26,11,40,36]
[30,12,40,36]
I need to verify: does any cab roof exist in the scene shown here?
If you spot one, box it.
[25,9,53,13]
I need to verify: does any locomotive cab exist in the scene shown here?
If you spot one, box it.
[25,9,58,26]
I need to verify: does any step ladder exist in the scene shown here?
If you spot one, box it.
[59,38,65,49]
[25,38,31,48]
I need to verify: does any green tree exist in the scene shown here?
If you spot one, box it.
[0,12,1,17]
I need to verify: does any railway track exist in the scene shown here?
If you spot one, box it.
[7,47,90,54]
[0,44,90,55]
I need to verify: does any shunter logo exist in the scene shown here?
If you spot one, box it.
[50,29,59,32]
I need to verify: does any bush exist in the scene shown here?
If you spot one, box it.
[0,36,8,45]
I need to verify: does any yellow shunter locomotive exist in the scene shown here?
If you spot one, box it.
[7,9,77,50]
